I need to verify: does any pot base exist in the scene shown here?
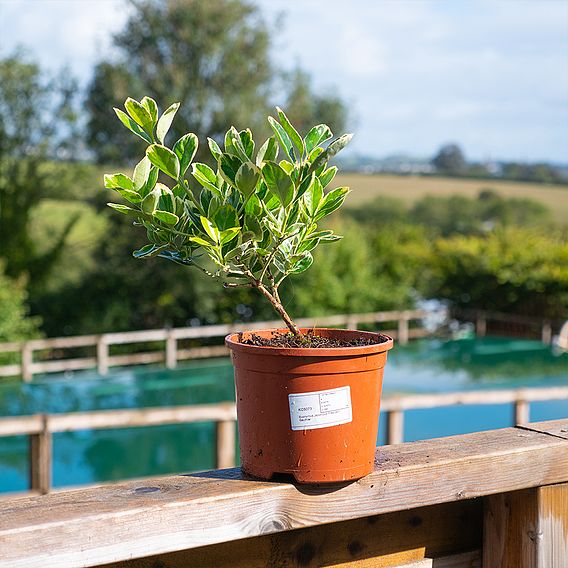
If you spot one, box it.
[242,462,373,484]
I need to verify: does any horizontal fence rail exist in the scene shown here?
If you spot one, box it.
[0,309,435,381]
[1,385,567,499]
[1,419,567,568]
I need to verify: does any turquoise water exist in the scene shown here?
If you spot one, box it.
[1,337,567,493]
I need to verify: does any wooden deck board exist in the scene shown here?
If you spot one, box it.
[0,421,567,568]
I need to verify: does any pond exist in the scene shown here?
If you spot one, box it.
[1,336,567,494]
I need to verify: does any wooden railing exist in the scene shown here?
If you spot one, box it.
[2,385,567,499]
[1,418,567,568]
[0,309,433,382]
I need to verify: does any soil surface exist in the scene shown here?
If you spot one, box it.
[239,330,388,348]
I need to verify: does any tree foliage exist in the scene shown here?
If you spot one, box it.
[424,228,568,319]
[0,262,41,345]
[86,0,348,165]
[0,53,81,289]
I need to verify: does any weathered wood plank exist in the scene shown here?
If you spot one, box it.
[48,403,237,432]
[483,488,538,568]
[106,500,482,568]
[523,418,568,440]
[0,425,566,568]
[537,483,568,567]
[0,415,43,436]
[483,481,568,567]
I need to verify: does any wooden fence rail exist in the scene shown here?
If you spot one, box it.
[1,418,567,568]
[2,385,567,499]
[0,309,434,382]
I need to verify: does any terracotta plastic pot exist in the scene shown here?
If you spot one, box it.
[225,328,394,483]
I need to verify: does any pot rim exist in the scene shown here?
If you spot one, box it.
[225,328,394,357]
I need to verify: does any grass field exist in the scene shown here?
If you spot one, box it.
[336,173,568,224]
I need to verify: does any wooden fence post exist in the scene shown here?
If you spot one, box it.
[483,483,568,567]
[215,420,236,469]
[476,311,487,337]
[96,336,109,376]
[346,315,358,330]
[541,320,552,344]
[387,409,404,445]
[165,331,177,369]
[29,415,51,495]
[21,342,33,383]
[515,399,530,425]
[398,315,409,345]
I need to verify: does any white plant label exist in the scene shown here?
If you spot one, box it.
[288,386,352,431]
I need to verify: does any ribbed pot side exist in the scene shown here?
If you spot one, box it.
[225,328,394,483]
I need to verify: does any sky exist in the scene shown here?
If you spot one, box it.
[1,0,567,163]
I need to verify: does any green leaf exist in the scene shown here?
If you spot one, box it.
[304,124,332,153]
[133,156,152,191]
[262,161,295,207]
[268,116,296,161]
[188,236,214,248]
[308,133,353,176]
[142,187,160,214]
[235,162,259,197]
[200,216,220,243]
[140,166,159,198]
[239,129,255,158]
[319,166,337,188]
[173,133,198,176]
[244,215,263,239]
[140,96,158,123]
[289,252,314,274]
[107,202,139,215]
[256,136,278,166]
[304,177,323,217]
[192,163,219,193]
[104,173,134,191]
[208,137,223,161]
[219,153,242,185]
[133,243,167,258]
[156,102,180,144]
[226,127,251,163]
[220,227,240,244]
[117,188,142,203]
[245,193,262,216]
[296,172,315,200]
[153,210,179,225]
[146,144,180,179]
[114,108,152,143]
[214,204,239,231]
[314,186,350,220]
[276,107,304,158]
[124,98,154,133]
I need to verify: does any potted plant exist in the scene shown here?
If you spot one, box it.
[105,97,393,483]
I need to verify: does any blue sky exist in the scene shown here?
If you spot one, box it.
[1,0,567,162]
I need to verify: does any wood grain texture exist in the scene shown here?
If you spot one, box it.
[537,483,568,567]
[524,418,568,440]
[483,489,539,568]
[105,500,482,568]
[0,423,567,568]
[483,482,568,567]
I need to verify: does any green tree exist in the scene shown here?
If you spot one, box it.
[86,0,348,164]
[0,53,81,290]
[0,262,41,346]
[432,143,467,176]
[424,228,568,319]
